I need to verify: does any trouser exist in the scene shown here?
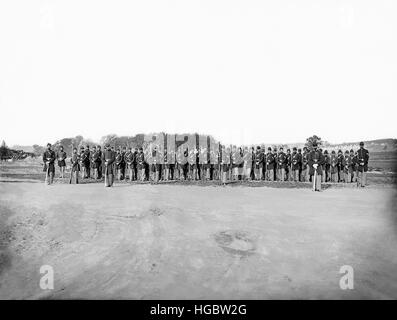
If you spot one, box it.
[104,173,114,187]
[266,169,274,181]
[321,170,325,182]
[59,166,65,178]
[70,171,79,184]
[128,168,134,181]
[254,167,262,180]
[140,168,146,181]
[300,169,307,182]
[45,172,54,185]
[97,162,102,178]
[357,171,367,187]
[245,167,252,180]
[344,172,351,183]
[331,172,338,182]
[313,174,322,191]
[277,168,285,181]
[292,169,299,182]
[93,168,98,180]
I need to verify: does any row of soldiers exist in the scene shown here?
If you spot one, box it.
[42,142,369,190]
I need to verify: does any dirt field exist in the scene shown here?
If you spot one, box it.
[0,180,396,299]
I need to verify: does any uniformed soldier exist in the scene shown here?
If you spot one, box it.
[297,148,303,180]
[330,150,338,182]
[277,147,287,181]
[323,150,331,182]
[342,150,354,183]
[70,147,80,184]
[272,148,278,181]
[125,147,135,182]
[337,149,344,182]
[357,142,369,187]
[79,146,86,179]
[132,147,138,181]
[120,146,127,180]
[43,143,56,185]
[220,145,230,185]
[301,147,309,182]
[308,142,324,191]
[254,146,263,180]
[115,148,123,181]
[286,149,291,181]
[151,146,160,183]
[136,147,146,181]
[243,146,252,181]
[102,144,115,187]
[90,146,99,180]
[96,145,102,179]
[350,149,357,183]
[265,147,275,181]
[291,147,301,182]
[56,145,67,178]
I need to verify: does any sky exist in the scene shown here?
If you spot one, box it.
[0,0,396,147]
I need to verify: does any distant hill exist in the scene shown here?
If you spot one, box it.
[11,145,34,153]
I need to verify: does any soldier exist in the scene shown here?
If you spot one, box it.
[70,147,80,184]
[220,145,229,185]
[300,147,309,182]
[151,146,160,183]
[308,142,324,191]
[125,147,135,182]
[337,149,344,182]
[90,146,99,180]
[254,146,263,180]
[350,149,357,183]
[357,142,369,187]
[96,145,102,179]
[136,147,145,181]
[132,147,138,181]
[291,147,301,182]
[323,150,331,182]
[342,150,354,183]
[330,150,339,182]
[277,147,287,181]
[56,145,67,178]
[79,146,86,179]
[42,143,56,185]
[120,146,127,180]
[102,144,115,187]
[243,146,252,181]
[285,149,291,181]
[265,147,275,181]
[115,148,123,181]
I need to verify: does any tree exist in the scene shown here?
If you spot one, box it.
[305,135,323,150]
[32,144,45,156]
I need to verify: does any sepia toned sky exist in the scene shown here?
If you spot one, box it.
[0,0,396,146]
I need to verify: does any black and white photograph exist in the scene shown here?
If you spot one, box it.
[0,0,396,308]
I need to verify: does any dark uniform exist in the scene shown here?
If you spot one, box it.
[330,151,338,182]
[70,150,80,184]
[357,142,369,187]
[254,147,264,180]
[277,149,287,181]
[102,146,115,187]
[42,147,56,185]
[96,146,102,179]
[308,144,324,191]
[124,149,135,182]
[265,148,275,181]
[291,148,301,182]
[136,149,145,181]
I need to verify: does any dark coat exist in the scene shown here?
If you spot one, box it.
[357,148,369,172]
[102,150,116,175]
[308,149,324,175]
[42,150,56,173]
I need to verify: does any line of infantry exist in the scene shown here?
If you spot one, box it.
[42,141,370,190]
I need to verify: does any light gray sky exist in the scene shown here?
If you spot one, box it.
[0,0,396,146]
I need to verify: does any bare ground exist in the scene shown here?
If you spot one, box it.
[0,181,396,299]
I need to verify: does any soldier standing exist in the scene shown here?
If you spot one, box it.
[330,150,338,182]
[115,148,123,181]
[70,147,80,184]
[350,149,357,183]
[357,142,369,187]
[323,150,331,182]
[56,145,67,179]
[79,146,86,179]
[43,143,56,185]
[254,146,263,180]
[102,144,115,187]
[125,147,135,182]
[90,146,99,180]
[277,147,287,181]
[136,147,145,181]
[337,149,344,182]
[301,147,309,182]
[342,150,354,183]
[308,142,324,191]
[265,147,275,181]
[120,146,127,180]
[286,149,291,181]
[96,145,102,179]
[291,147,301,182]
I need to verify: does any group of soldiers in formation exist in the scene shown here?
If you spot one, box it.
[42,141,370,190]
